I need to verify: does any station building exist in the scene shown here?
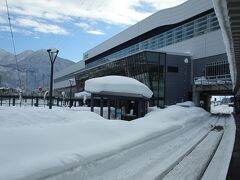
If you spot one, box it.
[54,0,231,107]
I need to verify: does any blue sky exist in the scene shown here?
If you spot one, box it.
[0,0,186,62]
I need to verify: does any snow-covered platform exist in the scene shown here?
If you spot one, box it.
[0,104,235,180]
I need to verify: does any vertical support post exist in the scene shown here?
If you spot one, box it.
[115,98,117,119]
[31,96,34,106]
[13,97,15,106]
[91,94,94,112]
[0,95,2,106]
[57,98,59,106]
[36,97,39,107]
[100,96,103,117]
[107,98,110,119]
[138,100,141,118]
[9,96,11,106]
[69,84,72,108]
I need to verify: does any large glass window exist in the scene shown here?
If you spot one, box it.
[76,51,166,106]
[86,11,220,68]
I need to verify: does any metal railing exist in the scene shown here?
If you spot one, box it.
[194,74,232,86]
[0,95,86,107]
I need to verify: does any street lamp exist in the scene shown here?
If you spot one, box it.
[47,48,59,109]
[184,58,189,102]
[69,78,74,108]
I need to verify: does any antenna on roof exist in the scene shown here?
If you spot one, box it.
[5,0,22,89]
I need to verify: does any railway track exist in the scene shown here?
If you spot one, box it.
[44,114,222,180]
[161,115,226,180]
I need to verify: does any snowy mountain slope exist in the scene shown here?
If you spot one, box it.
[0,48,75,89]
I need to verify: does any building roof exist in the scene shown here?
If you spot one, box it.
[83,0,213,61]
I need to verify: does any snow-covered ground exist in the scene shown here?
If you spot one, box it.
[0,104,235,180]
[211,104,234,114]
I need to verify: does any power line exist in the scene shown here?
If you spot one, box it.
[5,0,22,88]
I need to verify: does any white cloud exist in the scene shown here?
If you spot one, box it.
[0,24,34,36]
[0,25,10,32]
[75,22,90,30]
[86,30,105,35]
[0,16,8,24]
[75,22,105,35]
[2,0,187,24]
[0,0,187,35]
[15,18,68,35]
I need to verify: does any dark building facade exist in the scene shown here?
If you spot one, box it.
[75,51,191,107]
[54,0,228,107]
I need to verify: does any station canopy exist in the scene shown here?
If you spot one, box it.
[85,76,153,99]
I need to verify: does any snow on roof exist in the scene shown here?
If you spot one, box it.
[85,76,153,99]
[74,91,91,99]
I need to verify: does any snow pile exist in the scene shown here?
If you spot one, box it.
[85,76,153,98]
[176,101,195,107]
[74,91,91,99]
[0,105,208,180]
[70,106,116,119]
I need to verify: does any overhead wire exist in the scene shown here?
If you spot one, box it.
[50,0,105,57]
[5,0,22,89]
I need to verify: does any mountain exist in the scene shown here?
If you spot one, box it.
[0,49,75,93]
[0,49,14,65]
[14,50,34,61]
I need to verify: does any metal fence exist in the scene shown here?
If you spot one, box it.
[0,95,86,107]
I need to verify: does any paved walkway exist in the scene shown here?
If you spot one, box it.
[227,114,240,180]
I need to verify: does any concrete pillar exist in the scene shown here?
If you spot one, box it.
[205,95,211,112]
[199,93,211,112]
[192,90,200,107]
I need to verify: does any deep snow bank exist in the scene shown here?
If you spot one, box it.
[0,105,208,180]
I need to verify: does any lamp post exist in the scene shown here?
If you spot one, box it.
[47,48,59,109]
[184,58,189,102]
[69,79,74,108]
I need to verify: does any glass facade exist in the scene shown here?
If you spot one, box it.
[86,10,219,68]
[75,51,166,106]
